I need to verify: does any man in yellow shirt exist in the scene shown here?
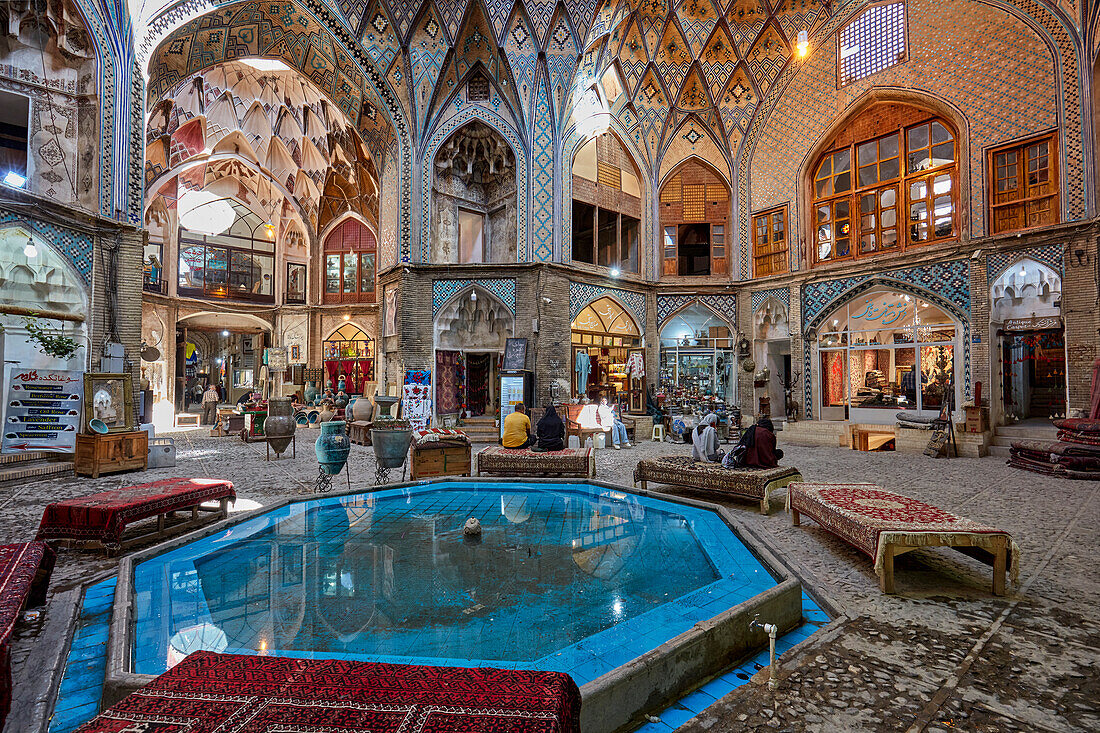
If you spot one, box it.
[501,402,533,448]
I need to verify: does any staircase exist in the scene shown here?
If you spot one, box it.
[1027,386,1065,421]
[0,451,74,486]
[989,422,1059,458]
[458,416,499,444]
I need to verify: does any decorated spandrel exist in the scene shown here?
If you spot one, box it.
[2,367,83,454]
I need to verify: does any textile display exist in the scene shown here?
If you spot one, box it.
[435,351,461,415]
[575,350,591,395]
[411,428,470,447]
[1010,420,1100,480]
[73,651,581,733]
[1091,358,1100,419]
[467,354,490,415]
[477,446,594,478]
[36,478,236,548]
[625,352,646,379]
[0,542,54,729]
[634,456,802,504]
[786,483,1019,583]
[402,369,432,431]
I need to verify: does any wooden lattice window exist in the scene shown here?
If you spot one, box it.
[597,161,621,189]
[753,206,789,277]
[812,112,956,267]
[989,132,1059,234]
[683,184,706,221]
[323,218,376,303]
[659,160,730,277]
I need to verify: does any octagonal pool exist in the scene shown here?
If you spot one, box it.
[112,480,802,731]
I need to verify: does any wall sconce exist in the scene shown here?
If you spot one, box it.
[1074,248,1089,266]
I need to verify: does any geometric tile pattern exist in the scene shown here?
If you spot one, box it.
[986,243,1064,282]
[421,106,528,263]
[570,282,647,329]
[751,287,790,314]
[546,9,579,129]
[0,213,94,286]
[656,294,737,328]
[531,73,556,262]
[656,295,698,326]
[433,278,517,317]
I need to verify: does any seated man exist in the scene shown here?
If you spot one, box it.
[596,397,631,449]
[501,402,533,449]
[533,404,565,452]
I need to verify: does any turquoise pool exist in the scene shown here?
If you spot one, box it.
[131,482,779,684]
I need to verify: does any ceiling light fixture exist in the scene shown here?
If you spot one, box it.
[796,30,810,58]
[22,238,37,258]
[3,171,27,188]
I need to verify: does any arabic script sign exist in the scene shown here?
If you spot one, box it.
[3,367,83,454]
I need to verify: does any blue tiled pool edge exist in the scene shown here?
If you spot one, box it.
[48,578,116,733]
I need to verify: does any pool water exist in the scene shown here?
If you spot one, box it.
[132,482,778,680]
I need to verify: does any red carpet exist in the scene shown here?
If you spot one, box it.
[36,478,235,547]
[76,652,580,733]
[0,542,54,728]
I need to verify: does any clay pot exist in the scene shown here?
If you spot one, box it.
[265,397,296,455]
[317,404,335,423]
[347,397,373,422]
[371,427,412,469]
[334,390,349,409]
[315,420,351,475]
[304,383,318,403]
[374,394,399,419]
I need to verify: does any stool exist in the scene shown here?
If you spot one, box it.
[651,423,666,441]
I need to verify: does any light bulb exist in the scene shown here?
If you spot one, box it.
[1019,265,1027,276]
[610,268,621,277]
[796,30,809,58]
[4,171,27,188]
[221,330,230,337]
[470,292,478,302]
[23,239,37,258]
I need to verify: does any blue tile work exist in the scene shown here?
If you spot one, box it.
[0,215,93,286]
[751,287,790,314]
[432,278,517,317]
[129,482,780,684]
[570,282,647,327]
[531,73,556,262]
[986,243,1063,283]
[49,578,116,733]
[630,591,829,732]
[656,295,738,328]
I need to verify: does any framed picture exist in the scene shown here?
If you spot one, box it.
[286,262,306,303]
[83,373,134,433]
[289,344,301,361]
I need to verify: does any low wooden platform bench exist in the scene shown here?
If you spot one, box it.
[36,478,236,554]
[0,541,55,728]
[633,456,802,514]
[476,446,595,478]
[787,483,1019,595]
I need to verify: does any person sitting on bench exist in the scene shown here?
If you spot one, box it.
[691,413,724,462]
[502,402,534,449]
[533,404,565,452]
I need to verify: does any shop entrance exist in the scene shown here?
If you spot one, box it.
[571,297,643,407]
[177,313,272,410]
[659,303,735,406]
[322,323,375,396]
[1001,328,1065,421]
[433,286,514,420]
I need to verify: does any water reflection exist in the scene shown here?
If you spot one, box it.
[133,488,718,675]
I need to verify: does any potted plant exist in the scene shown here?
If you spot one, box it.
[371,417,414,469]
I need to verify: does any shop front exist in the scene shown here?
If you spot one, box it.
[570,296,643,409]
[322,323,375,396]
[815,288,961,425]
[658,303,736,406]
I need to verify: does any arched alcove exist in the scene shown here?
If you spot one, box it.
[989,259,1061,323]
[433,286,515,417]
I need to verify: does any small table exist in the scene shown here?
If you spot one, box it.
[36,478,236,553]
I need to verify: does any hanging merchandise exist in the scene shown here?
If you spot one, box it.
[575,350,591,395]
[402,368,432,430]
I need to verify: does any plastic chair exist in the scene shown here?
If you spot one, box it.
[651,423,666,441]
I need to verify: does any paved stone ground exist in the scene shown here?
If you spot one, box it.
[3,426,1098,732]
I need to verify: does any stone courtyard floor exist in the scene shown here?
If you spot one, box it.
[3,426,1098,732]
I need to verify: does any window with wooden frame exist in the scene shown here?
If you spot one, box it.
[659,160,730,277]
[571,133,643,273]
[753,206,789,277]
[812,114,957,266]
[323,218,376,303]
[989,132,1059,234]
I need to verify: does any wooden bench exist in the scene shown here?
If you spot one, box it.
[563,404,602,445]
[787,482,1018,595]
[36,478,236,554]
[477,446,594,478]
[633,456,802,514]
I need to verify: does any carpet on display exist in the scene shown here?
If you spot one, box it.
[477,446,594,477]
[0,542,54,728]
[634,455,801,502]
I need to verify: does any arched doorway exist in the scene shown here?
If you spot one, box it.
[177,312,272,407]
[433,287,515,417]
[814,287,961,425]
[430,121,518,264]
[322,324,375,396]
[571,296,642,404]
[753,298,791,418]
[659,303,735,405]
[989,259,1065,422]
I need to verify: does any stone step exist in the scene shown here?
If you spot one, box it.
[994,424,1058,439]
[988,445,1011,458]
[0,459,74,486]
[0,451,54,466]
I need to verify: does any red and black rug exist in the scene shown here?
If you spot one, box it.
[76,652,581,733]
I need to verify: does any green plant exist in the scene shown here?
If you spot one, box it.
[23,315,79,360]
[373,417,412,430]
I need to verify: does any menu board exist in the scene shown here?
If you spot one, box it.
[502,338,527,371]
[2,367,83,454]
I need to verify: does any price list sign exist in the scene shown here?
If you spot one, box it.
[3,367,83,454]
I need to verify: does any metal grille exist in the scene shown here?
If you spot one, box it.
[839,3,907,87]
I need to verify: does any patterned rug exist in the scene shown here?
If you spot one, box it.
[477,446,594,477]
[787,483,1018,582]
[75,652,580,733]
[634,455,802,502]
[0,542,54,728]
[1009,439,1100,479]
[36,478,235,548]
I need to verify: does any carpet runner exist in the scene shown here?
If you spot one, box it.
[74,652,580,733]
[0,541,54,728]
[477,446,594,477]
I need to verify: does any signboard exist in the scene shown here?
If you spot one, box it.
[266,347,288,371]
[502,338,527,371]
[2,367,83,454]
[499,374,526,439]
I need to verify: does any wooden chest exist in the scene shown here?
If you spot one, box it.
[410,442,471,479]
[75,431,148,478]
[349,421,373,445]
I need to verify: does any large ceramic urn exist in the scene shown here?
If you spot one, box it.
[347,397,373,422]
[315,420,351,475]
[265,397,296,455]
[371,425,413,469]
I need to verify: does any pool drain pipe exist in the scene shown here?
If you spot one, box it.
[750,615,780,691]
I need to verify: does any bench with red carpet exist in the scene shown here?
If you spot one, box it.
[476,446,594,478]
[0,541,54,728]
[75,651,580,733]
[36,477,235,551]
[787,483,1018,595]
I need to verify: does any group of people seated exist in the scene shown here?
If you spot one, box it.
[692,413,783,469]
[500,397,633,452]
